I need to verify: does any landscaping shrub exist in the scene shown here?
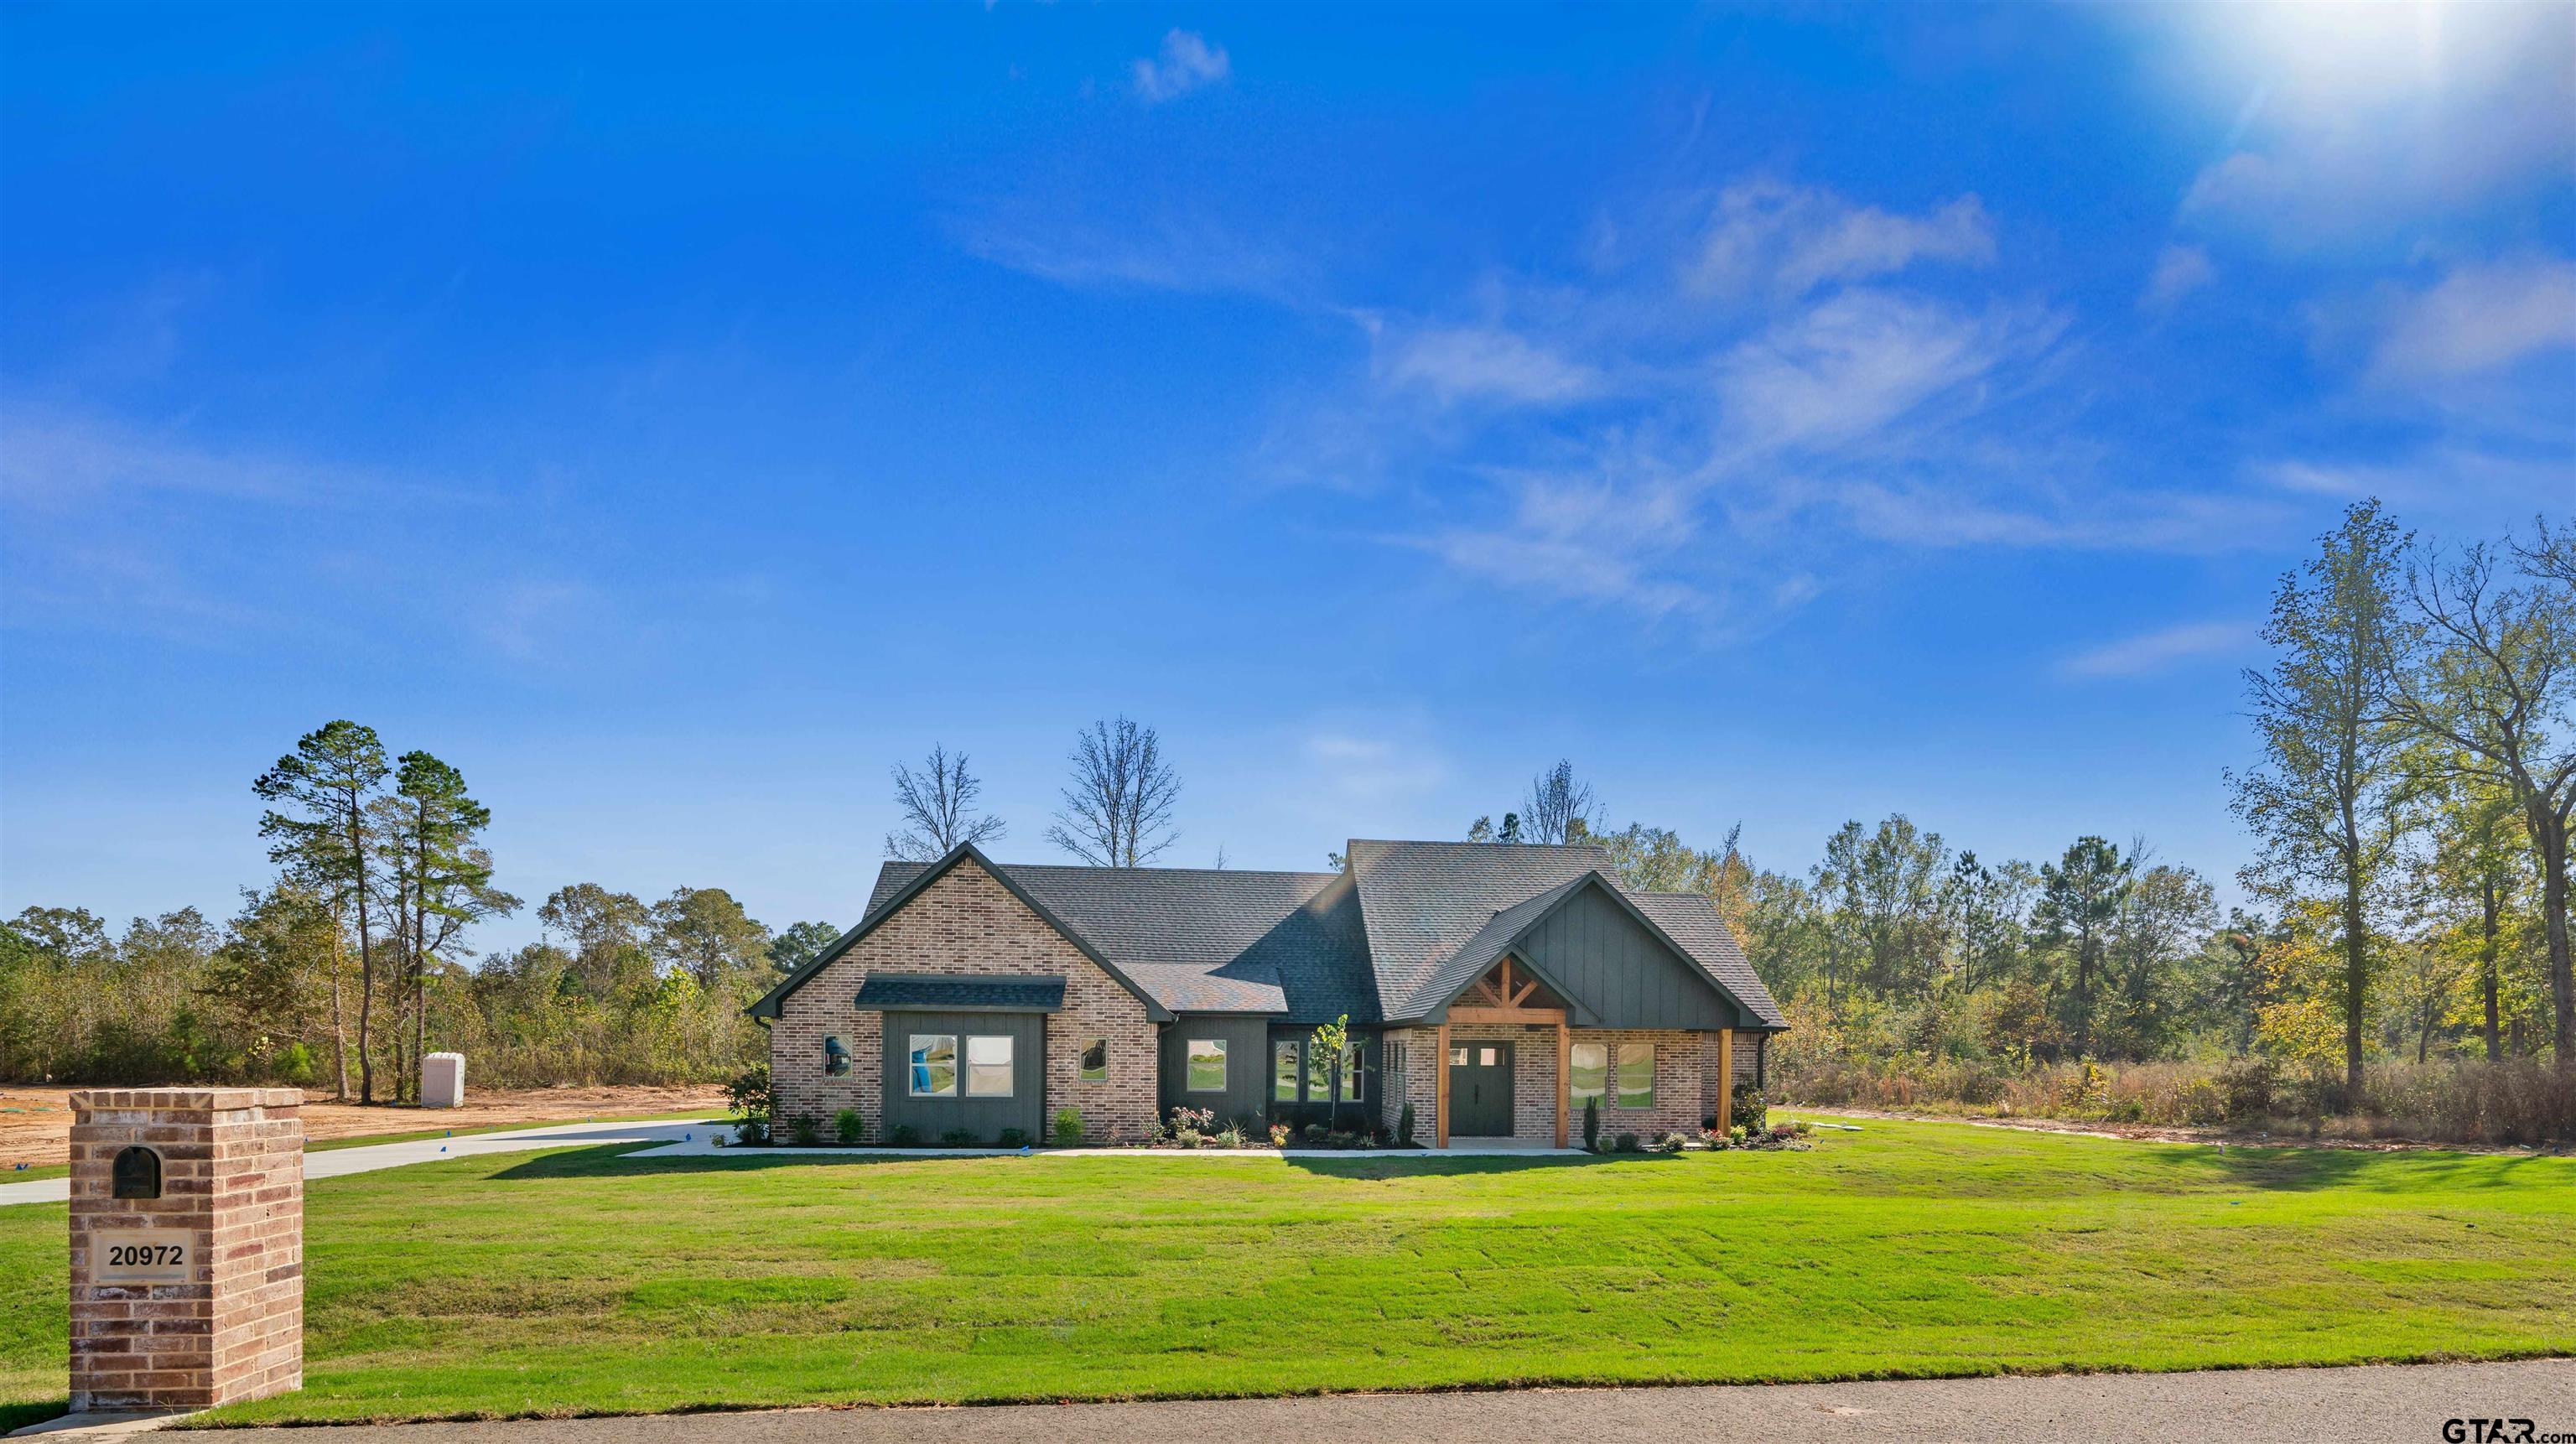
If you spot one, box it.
[889,1124,922,1147]
[1301,1123,1329,1145]
[1581,1096,1601,1151]
[997,1127,1031,1148]
[940,1128,979,1147]
[1214,1126,1244,1149]
[1174,1126,1204,1149]
[786,1114,821,1147]
[1397,1101,1415,1145]
[726,1062,773,1145]
[1052,1108,1084,1147]
[833,1108,863,1145]
[1613,1132,1640,1153]
[1659,1131,1691,1153]
[1729,1078,1767,1135]
[1268,1122,1291,1147]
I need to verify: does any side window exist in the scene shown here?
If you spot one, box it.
[965,1035,1015,1097]
[1273,1041,1301,1101]
[1568,1042,1607,1100]
[1337,1043,1363,1102]
[908,1034,957,1097]
[1079,1037,1109,1082]
[1616,1041,1655,1107]
[1187,1038,1227,1092]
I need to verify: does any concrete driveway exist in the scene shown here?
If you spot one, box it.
[22,1359,2568,1443]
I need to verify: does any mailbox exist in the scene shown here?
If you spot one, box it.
[111,1145,163,1200]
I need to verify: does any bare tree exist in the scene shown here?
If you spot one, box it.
[2383,531,2576,1067]
[1521,760,1601,845]
[885,745,1006,860]
[1046,717,1182,867]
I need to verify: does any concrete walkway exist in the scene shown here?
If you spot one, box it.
[0,1122,1584,1208]
[18,1359,2570,1442]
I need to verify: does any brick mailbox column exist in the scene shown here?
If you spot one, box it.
[69,1088,304,1413]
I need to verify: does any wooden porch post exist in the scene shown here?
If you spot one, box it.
[1715,1026,1735,1130]
[1434,1023,1450,1149]
[1555,1020,1570,1149]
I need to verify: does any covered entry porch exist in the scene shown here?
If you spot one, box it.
[1410,957,1738,1148]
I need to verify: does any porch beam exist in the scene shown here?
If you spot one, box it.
[1445,1006,1566,1025]
[1715,1026,1735,1134]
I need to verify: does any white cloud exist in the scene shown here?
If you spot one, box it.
[1687,180,1995,301]
[2366,257,2576,384]
[2060,621,2260,679]
[1712,290,2053,452]
[1379,325,1601,406]
[2139,245,2216,314]
[1420,470,1706,619]
[955,210,1301,298]
[1132,29,1230,104]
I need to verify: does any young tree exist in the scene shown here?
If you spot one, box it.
[256,720,390,1102]
[1520,761,1601,845]
[2383,531,2576,1067]
[2035,836,2129,1058]
[1943,851,2034,992]
[649,886,772,991]
[1046,716,1182,866]
[884,745,1006,861]
[766,920,843,976]
[2228,501,2410,1096]
[1309,1013,1352,1135]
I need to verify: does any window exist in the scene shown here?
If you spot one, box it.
[1079,1038,1109,1082]
[1337,1043,1363,1102]
[1617,1041,1656,1107]
[908,1035,957,1096]
[1306,1041,1332,1099]
[1568,1042,1607,1100]
[966,1036,1014,1097]
[1449,1046,1469,1067]
[1478,1047,1498,1067]
[1273,1041,1301,1101]
[1187,1038,1227,1092]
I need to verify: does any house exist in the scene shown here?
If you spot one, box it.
[749,839,1788,1147]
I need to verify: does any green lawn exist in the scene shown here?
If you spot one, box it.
[1,1119,2568,1429]
[1,1110,728,1186]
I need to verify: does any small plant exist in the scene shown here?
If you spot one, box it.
[1052,1107,1085,1147]
[1582,1096,1602,1151]
[733,1114,770,1145]
[1302,1122,1329,1145]
[726,1062,774,1145]
[787,1114,822,1147]
[834,1108,864,1145]
[1659,1131,1691,1153]
[997,1127,1031,1148]
[1327,1130,1360,1149]
[1730,1078,1768,1135]
[1175,1127,1204,1149]
[1614,1131,1641,1153]
[1728,1124,1748,1145]
[1167,1104,1216,1137]
[1397,1101,1416,1145]
[890,1124,922,1147]
[941,1128,980,1146]
[1214,1126,1244,1149]
[1268,1121,1291,1147]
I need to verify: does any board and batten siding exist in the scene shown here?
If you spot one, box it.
[878,1010,1046,1143]
[1514,886,1752,1031]
[1156,1015,1272,1123]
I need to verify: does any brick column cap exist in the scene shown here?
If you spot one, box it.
[70,1088,304,1112]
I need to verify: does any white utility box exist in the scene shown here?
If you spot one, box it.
[422,1052,466,1109]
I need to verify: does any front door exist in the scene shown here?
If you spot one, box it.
[1449,1041,1514,1137]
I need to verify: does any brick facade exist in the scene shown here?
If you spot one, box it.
[69,1088,303,1413]
[771,858,1160,1145]
[1379,1025,1725,1146]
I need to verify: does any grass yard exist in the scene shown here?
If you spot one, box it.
[1,1119,2569,1428]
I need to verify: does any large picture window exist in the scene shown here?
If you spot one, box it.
[1568,1042,1607,1100]
[908,1035,957,1097]
[1274,1041,1301,1101]
[1617,1041,1656,1108]
[965,1035,1015,1097]
[1187,1038,1227,1092]
[1079,1038,1109,1082]
[1306,1041,1332,1099]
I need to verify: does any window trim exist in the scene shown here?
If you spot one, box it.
[907,1033,958,1098]
[1568,1041,1607,1101]
[1078,1037,1109,1083]
[1185,1037,1228,1093]
[1616,1040,1656,1109]
[964,1034,1015,1098]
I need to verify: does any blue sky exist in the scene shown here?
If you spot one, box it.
[4,3,2571,949]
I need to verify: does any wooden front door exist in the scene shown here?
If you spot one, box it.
[1448,1041,1514,1137]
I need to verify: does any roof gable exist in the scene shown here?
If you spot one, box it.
[745,845,1172,1021]
[1346,839,1612,1014]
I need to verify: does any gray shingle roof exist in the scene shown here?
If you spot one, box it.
[851,974,1067,1012]
[776,839,1784,1031]
[867,860,1374,1020]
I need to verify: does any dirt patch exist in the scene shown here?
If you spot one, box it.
[1787,1104,2569,1157]
[0,1083,727,1168]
